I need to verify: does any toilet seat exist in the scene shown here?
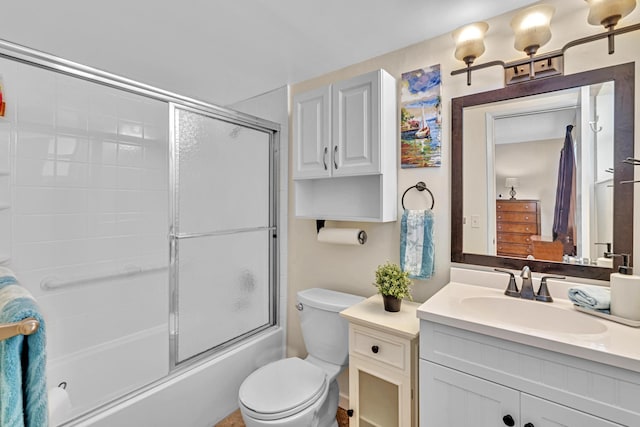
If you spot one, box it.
[239,358,327,421]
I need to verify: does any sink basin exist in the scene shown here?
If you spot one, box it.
[460,296,608,335]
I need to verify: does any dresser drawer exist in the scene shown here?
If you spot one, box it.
[496,212,538,223]
[497,242,533,256]
[497,233,532,244]
[350,324,408,371]
[496,201,538,213]
[497,222,538,234]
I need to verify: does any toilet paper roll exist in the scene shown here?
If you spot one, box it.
[317,228,367,245]
[48,386,72,425]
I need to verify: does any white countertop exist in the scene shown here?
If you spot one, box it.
[417,269,640,373]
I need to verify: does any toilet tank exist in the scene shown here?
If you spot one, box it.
[296,288,365,366]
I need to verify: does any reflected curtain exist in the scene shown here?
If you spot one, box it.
[552,124,577,255]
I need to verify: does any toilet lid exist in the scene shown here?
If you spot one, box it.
[239,357,327,420]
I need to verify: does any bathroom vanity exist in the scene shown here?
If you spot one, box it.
[417,268,640,426]
[340,294,420,427]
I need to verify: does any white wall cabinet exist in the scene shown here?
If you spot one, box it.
[293,69,397,222]
[420,321,639,426]
[340,295,419,427]
[422,361,620,427]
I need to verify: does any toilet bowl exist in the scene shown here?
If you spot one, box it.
[238,288,364,427]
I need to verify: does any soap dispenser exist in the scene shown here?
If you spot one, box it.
[609,254,640,320]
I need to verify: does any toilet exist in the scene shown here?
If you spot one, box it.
[238,288,365,427]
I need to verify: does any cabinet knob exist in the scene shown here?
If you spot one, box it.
[371,345,379,354]
[347,409,354,417]
[502,414,515,426]
[524,423,534,427]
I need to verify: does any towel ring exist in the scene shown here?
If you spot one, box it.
[401,181,434,210]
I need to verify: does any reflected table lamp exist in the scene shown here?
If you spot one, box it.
[505,178,520,200]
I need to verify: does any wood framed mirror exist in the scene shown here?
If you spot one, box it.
[451,62,634,280]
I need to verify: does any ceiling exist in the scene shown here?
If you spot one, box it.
[0,0,538,106]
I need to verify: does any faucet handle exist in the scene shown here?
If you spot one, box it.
[495,268,520,297]
[536,275,565,302]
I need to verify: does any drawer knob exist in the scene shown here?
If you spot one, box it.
[371,345,379,354]
[502,414,515,426]
[524,423,534,427]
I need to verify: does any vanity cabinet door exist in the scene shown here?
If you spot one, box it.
[521,394,622,427]
[420,361,519,427]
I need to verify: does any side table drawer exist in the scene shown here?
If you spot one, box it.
[351,324,408,371]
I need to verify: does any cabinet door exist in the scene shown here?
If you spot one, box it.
[521,394,622,427]
[332,70,380,176]
[292,85,331,178]
[420,361,519,427]
[350,355,412,427]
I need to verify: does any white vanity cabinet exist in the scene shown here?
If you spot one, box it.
[419,321,636,427]
[423,361,620,427]
[292,69,397,222]
[340,295,420,427]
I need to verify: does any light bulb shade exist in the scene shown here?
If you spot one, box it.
[585,0,636,26]
[511,4,555,54]
[504,178,520,189]
[452,22,489,62]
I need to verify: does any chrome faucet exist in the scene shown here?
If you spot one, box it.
[519,266,535,300]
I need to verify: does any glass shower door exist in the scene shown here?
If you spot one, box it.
[171,104,276,365]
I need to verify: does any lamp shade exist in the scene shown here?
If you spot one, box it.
[511,4,555,54]
[452,22,489,63]
[585,0,636,26]
[504,178,520,189]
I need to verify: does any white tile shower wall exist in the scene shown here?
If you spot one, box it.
[3,57,170,419]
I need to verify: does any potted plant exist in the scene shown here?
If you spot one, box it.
[374,261,413,312]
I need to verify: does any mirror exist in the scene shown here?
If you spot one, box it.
[452,63,634,280]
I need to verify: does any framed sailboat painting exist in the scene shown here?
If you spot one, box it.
[400,64,442,168]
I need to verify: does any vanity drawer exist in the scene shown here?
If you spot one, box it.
[497,222,538,234]
[496,201,538,213]
[496,212,538,223]
[350,324,408,371]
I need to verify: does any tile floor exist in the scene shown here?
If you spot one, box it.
[215,407,350,426]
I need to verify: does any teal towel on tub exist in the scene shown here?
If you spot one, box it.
[0,272,48,427]
[400,209,435,279]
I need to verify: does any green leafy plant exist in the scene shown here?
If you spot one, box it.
[374,261,413,300]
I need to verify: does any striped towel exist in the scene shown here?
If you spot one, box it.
[0,270,48,427]
[400,209,435,279]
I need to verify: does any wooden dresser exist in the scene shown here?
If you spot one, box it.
[496,199,541,258]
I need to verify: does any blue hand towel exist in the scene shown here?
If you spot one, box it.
[400,209,435,280]
[568,285,611,311]
[0,273,48,427]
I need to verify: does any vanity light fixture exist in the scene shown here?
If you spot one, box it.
[585,0,637,53]
[505,177,520,200]
[452,22,489,85]
[451,0,639,86]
